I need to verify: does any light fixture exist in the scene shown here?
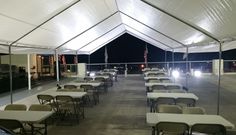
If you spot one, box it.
[172,70,180,78]
[89,72,95,77]
[194,70,202,77]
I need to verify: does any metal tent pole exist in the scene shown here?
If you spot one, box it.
[9,46,13,104]
[55,50,60,84]
[75,51,78,75]
[88,55,91,72]
[27,54,31,90]
[164,50,167,69]
[172,49,174,69]
[217,42,222,115]
[185,47,189,88]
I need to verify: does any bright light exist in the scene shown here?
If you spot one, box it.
[89,72,95,77]
[194,70,202,77]
[172,70,180,78]
[141,64,144,68]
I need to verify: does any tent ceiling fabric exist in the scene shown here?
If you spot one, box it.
[0,0,236,54]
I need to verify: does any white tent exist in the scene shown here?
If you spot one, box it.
[0,0,236,54]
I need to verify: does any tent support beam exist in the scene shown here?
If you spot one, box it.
[164,50,167,69]
[172,49,174,68]
[55,50,60,84]
[76,23,123,51]
[9,46,13,104]
[27,54,31,90]
[217,42,222,115]
[88,55,91,72]
[120,11,187,48]
[185,47,189,89]
[89,31,126,54]
[9,0,81,46]
[141,0,220,42]
[124,24,173,49]
[56,11,119,49]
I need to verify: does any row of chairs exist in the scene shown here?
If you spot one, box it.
[37,94,84,123]
[151,85,182,91]
[151,97,196,112]
[146,78,172,83]
[154,105,222,135]
[1,104,52,135]
[155,122,226,135]
[157,105,205,114]
[4,104,52,111]
[62,84,99,106]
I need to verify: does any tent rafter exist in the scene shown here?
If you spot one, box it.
[76,23,123,52]
[124,24,173,50]
[119,11,187,48]
[56,11,119,49]
[140,0,220,43]
[9,0,81,47]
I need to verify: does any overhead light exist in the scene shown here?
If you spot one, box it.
[194,70,202,77]
[172,70,180,78]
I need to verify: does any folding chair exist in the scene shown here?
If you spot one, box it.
[4,104,27,111]
[191,124,226,135]
[156,122,189,135]
[0,119,26,135]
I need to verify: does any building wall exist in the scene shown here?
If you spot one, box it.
[0,54,37,72]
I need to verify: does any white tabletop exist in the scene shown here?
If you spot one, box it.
[146,113,235,129]
[47,91,87,98]
[145,82,182,87]
[144,76,172,80]
[144,71,167,76]
[67,82,102,87]
[0,111,53,123]
[93,75,110,79]
[147,93,198,100]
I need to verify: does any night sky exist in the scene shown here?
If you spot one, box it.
[66,33,236,64]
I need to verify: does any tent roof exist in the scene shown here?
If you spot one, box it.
[0,0,236,54]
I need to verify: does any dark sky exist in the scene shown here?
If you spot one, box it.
[66,33,236,64]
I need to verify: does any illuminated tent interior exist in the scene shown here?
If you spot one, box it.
[0,0,236,54]
[1,0,236,134]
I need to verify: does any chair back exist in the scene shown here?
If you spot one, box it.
[147,73,158,77]
[191,124,226,135]
[37,94,57,111]
[156,122,189,135]
[4,104,27,111]
[165,85,181,90]
[0,125,16,135]
[152,90,168,93]
[55,95,77,114]
[84,77,93,81]
[160,78,171,83]
[37,94,55,105]
[176,98,196,107]
[94,77,105,82]
[157,105,182,114]
[0,119,26,135]
[147,79,160,83]
[151,85,165,90]
[28,104,52,111]
[182,107,205,114]
[156,97,175,105]
[156,72,166,76]
[64,85,77,89]
[169,89,186,93]
[80,84,94,92]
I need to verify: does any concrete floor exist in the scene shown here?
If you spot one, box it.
[48,75,151,135]
[0,75,236,134]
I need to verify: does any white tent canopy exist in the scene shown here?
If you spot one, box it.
[0,0,236,54]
